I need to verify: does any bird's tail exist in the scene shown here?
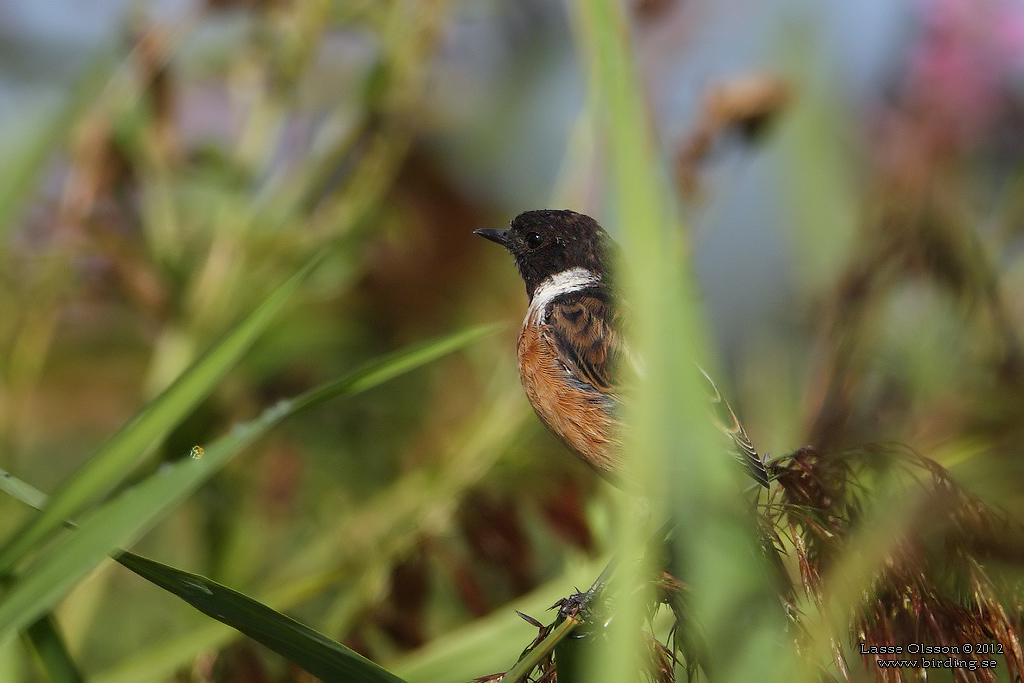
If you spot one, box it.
[698,366,771,488]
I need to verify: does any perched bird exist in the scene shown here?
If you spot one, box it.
[475,209,769,488]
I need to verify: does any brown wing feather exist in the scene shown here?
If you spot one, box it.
[545,291,625,397]
[522,288,768,487]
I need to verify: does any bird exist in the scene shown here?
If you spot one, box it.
[475,209,769,488]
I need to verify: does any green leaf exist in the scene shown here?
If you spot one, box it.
[504,615,579,683]
[0,252,326,575]
[95,377,525,683]
[288,322,502,414]
[0,470,49,512]
[116,553,407,683]
[0,324,498,641]
[571,0,782,681]
[23,614,85,683]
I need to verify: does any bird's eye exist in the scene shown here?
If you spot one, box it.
[525,232,543,249]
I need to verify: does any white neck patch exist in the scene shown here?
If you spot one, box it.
[528,267,600,321]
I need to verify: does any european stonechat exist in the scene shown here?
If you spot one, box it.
[475,209,769,488]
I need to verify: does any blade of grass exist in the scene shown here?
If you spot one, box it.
[115,553,408,683]
[100,552,604,683]
[571,0,683,679]
[0,634,22,682]
[0,251,326,575]
[92,571,337,683]
[500,615,580,683]
[0,324,498,641]
[572,0,782,681]
[95,378,526,683]
[288,322,504,414]
[0,470,49,511]
[23,614,85,683]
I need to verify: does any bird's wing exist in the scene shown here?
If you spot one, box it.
[544,289,626,397]
[544,291,770,489]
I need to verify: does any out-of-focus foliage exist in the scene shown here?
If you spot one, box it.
[3,0,1024,681]
[0,2,601,680]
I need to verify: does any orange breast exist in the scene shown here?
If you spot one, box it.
[517,313,621,475]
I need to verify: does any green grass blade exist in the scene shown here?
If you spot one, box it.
[289,322,503,414]
[91,573,335,683]
[0,252,326,575]
[0,427,260,642]
[502,615,580,683]
[0,469,49,511]
[572,0,782,680]
[0,324,497,641]
[572,0,683,679]
[95,380,525,683]
[115,553,407,683]
[23,614,85,683]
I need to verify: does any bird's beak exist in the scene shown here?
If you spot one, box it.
[474,228,510,247]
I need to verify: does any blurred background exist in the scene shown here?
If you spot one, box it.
[3,0,1024,680]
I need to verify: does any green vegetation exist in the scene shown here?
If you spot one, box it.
[2,0,1024,682]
